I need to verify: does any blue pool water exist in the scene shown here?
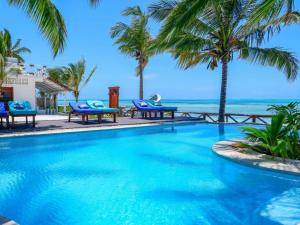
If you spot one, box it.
[0,123,299,225]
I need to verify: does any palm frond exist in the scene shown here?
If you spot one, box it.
[8,0,67,57]
[89,0,100,7]
[240,47,299,80]
[110,22,130,38]
[82,66,97,88]
[247,0,295,26]
[122,6,143,17]
[240,11,300,45]
[148,0,178,21]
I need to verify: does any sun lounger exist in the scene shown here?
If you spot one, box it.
[132,100,177,119]
[8,101,37,127]
[69,101,119,123]
[0,102,9,127]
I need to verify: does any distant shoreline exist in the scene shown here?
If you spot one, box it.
[57,99,299,115]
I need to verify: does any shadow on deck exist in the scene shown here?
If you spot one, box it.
[0,116,203,135]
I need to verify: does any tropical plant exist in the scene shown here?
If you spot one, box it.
[111,6,156,100]
[0,29,31,63]
[149,0,300,122]
[241,103,300,160]
[48,59,97,102]
[267,102,300,129]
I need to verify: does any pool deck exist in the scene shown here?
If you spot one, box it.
[213,141,300,176]
[0,116,204,137]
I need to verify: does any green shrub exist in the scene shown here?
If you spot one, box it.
[241,102,300,160]
[58,105,71,113]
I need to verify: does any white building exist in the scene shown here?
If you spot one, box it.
[0,58,70,114]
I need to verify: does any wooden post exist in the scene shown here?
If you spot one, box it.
[113,113,117,123]
[63,92,67,113]
[32,115,35,128]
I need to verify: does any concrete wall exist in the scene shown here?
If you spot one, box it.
[3,75,37,108]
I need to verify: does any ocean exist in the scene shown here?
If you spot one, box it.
[58,99,300,115]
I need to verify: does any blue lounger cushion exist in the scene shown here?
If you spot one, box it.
[0,102,8,117]
[86,100,119,113]
[132,100,177,112]
[79,104,90,109]
[87,100,105,108]
[145,100,177,111]
[132,100,160,111]
[8,101,37,116]
[70,102,119,114]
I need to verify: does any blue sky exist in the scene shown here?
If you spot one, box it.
[0,0,299,100]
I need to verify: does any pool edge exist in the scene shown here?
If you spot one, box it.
[0,120,204,139]
[212,140,300,176]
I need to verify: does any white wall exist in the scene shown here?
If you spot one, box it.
[3,75,37,108]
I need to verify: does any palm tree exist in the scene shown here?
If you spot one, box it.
[149,0,299,122]
[48,59,97,102]
[111,6,156,100]
[0,29,31,63]
[3,0,100,57]
[0,31,25,87]
[47,67,69,85]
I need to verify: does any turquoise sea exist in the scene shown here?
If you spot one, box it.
[58,99,300,115]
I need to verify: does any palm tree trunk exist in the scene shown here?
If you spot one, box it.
[74,91,79,102]
[139,63,144,100]
[218,59,228,123]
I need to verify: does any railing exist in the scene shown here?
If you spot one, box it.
[118,107,273,124]
[177,112,273,124]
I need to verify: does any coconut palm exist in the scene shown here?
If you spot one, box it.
[49,59,97,102]
[0,31,24,87]
[111,6,156,100]
[0,61,21,87]
[47,67,69,85]
[149,0,299,122]
[0,29,31,63]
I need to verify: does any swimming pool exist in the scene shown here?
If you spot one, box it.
[0,123,299,225]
